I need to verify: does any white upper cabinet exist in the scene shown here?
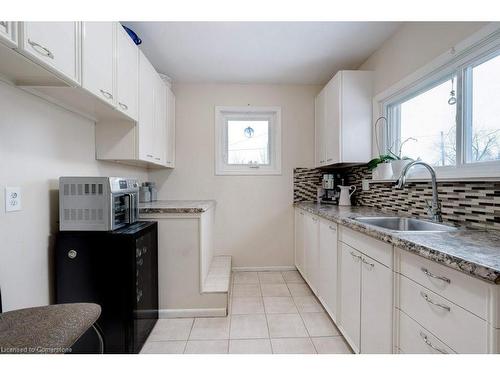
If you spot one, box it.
[115,24,138,121]
[138,50,156,163]
[153,74,167,165]
[19,22,80,85]
[315,70,373,167]
[82,22,115,106]
[165,85,176,167]
[314,89,326,166]
[0,21,17,48]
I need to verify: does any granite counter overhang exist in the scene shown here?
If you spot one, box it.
[295,201,500,284]
[139,200,216,214]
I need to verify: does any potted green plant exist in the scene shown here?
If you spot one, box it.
[367,154,395,180]
[387,137,416,178]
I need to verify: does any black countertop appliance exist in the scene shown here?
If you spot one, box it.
[55,221,158,353]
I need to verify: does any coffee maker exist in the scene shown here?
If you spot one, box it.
[319,173,342,205]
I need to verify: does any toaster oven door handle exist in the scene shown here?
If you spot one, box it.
[127,193,136,224]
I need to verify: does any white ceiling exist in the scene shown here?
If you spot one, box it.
[123,22,401,84]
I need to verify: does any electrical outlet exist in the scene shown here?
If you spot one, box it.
[5,187,22,212]
[362,179,370,191]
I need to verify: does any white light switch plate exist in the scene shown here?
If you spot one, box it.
[5,187,22,212]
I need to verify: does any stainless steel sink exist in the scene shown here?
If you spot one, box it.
[353,217,457,232]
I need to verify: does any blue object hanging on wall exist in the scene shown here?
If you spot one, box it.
[122,25,142,45]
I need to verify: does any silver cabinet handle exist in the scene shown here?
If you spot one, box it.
[299,212,304,216]
[155,157,160,161]
[420,291,451,312]
[421,267,451,284]
[362,257,375,268]
[28,38,54,59]
[419,332,447,354]
[350,251,362,260]
[99,89,113,100]
[327,158,333,161]
[146,154,153,158]
[118,102,128,110]
[328,225,336,231]
[312,217,319,222]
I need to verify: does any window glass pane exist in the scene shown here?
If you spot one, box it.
[470,53,500,163]
[227,120,269,165]
[397,77,457,166]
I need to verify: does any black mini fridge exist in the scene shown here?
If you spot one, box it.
[55,221,158,354]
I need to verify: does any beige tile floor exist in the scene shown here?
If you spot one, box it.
[141,270,353,354]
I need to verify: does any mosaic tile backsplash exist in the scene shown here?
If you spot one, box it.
[293,166,500,230]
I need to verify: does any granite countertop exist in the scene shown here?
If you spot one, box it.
[139,200,216,214]
[295,201,500,284]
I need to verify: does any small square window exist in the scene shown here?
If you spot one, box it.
[227,120,270,165]
[215,107,281,175]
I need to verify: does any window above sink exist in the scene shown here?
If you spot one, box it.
[376,25,500,180]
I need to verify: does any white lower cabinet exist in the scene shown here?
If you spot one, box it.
[339,243,362,352]
[303,213,320,293]
[294,209,500,354]
[339,231,393,354]
[398,310,456,354]
[318,219,338,321]
[360,254,393,353]
[294,209,305,274]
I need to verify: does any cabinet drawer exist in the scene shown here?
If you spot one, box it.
[399,275,488,353]
[398,249,488,320]
[399,310,456,354]
[339,226,392,268]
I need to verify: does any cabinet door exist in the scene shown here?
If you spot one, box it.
[116,23,138,120]
[324,73,341,164]
[138,51,155,162]
[314,89,326,167]
[21,22,79,84]
[319,219,338,321]
[360,254,393,353]
[165,85,176,167]
[304,214,320,293]
[0,21,17,47]
[82,22,114,105]
[294,209,305,273]
[339,243,362,353]
[153,76,167,165]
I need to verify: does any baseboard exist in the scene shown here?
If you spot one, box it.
[232,265,297,272]
[158,307,227,319]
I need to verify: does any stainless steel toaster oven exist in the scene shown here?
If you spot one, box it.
[59,177,139,231]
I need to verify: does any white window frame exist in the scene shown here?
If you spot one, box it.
[374,23,500,180]
[215,106,282,175]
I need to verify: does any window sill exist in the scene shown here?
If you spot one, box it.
[215,168,282,176]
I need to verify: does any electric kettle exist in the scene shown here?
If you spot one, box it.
[338,185,356,206]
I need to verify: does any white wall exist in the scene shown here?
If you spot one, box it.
[150,83,319,268]
[359,22,487,95]
[0,82,148,312]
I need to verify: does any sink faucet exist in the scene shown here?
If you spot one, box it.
[395,161,443,222]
